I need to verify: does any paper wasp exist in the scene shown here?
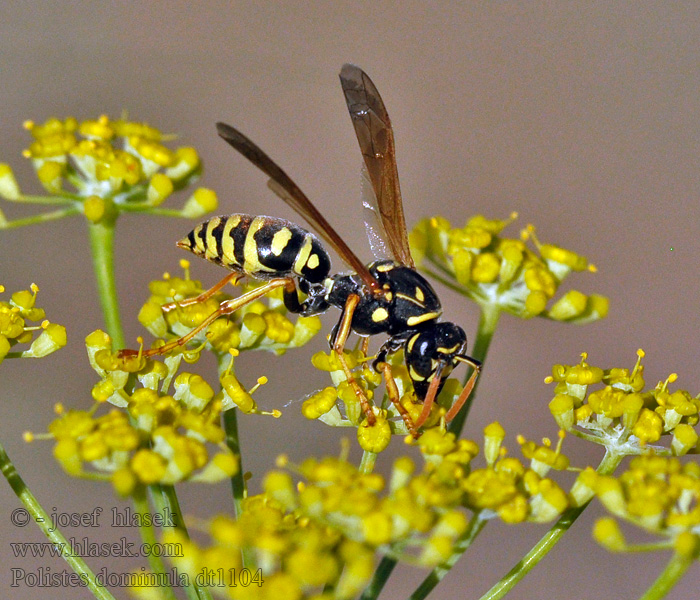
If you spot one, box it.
[123,64,481,437]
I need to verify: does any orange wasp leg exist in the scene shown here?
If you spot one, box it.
[414,371,443,430]
[377,361,419,438]
[414,357,482,429]
[120,278,293,358]
[443,357,482,423]
[359,336,370,356]
[332,294,376,426]
[161,272,242,313]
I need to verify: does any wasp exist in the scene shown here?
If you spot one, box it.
[124,64,481,437]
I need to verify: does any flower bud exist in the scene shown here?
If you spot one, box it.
[84,195,106,223]
[36,161,64,193]
[146,173,173,206]
[357,415,391,453]
[192,452,238,482]
[0,335,10,364]
[593,517,626,551]
[672,424,698,456]
[302,387,337,419]
[22,323,67,357]
[0,163,21,200]
[483,421,506,466]
[181,188,217,218]
[165,147,200,180]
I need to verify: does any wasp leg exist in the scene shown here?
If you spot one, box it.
[443,356,482,423]
[332,294,376,426]
[161,272,242,313]
[414,369,444,430]
[377,361,419,438]
[120,278,294,358]
[360,336,370,356]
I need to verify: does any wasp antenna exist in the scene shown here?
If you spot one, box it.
[455,355,482,370]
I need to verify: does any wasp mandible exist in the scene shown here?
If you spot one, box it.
[124,64,481,437]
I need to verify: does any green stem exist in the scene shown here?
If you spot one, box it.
[118,205,189,218]
[0,206,80,229]
[478,450,623,600]
[0,440,117,600]
[222,408,256,569]
[87,219,125,348]
[133,489,177,600]
[8,194,78,205]
[150,485,212,600]
[223,409,246,519]
[359,451,377,474]
[638,547,699,600]
[448,302,501,437]
[359,556,397,600]
[408,511,488,600]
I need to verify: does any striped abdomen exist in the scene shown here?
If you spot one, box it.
[177,214,332,283]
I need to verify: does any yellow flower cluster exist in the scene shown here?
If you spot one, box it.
[411,215,608,322]
[0,283,66,364]
[307,348,465,451]
[547,350,699,455]
[42,329,238,495]
[0,115,217,224]
[165,500,375,600]
[592,456,700,555]
[419,427,570,524]
[138,260,322,358]
[162,423,575,599]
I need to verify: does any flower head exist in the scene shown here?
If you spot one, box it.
[0,283,66,365]
[411,215,608,323]
[305,347,467,450]
[547,350,699,457]
[592,456,700,553]
[39,329,239,495]
[137,260,322,360]
[2,115,215,229]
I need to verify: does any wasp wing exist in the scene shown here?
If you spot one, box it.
[216,122,378,292]
[339,64,415,268]
[361,164,392,260]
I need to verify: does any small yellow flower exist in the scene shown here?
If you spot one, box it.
[0,163,21,200]
[146,173,174,206]
[593,517,627,552]
[357,414,392,453]
[182,187,218,218]
[302,387,338,419]
[483,422,506,466]
[546,350,697,458]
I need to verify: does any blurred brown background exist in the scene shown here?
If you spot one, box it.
[1,2,699,599]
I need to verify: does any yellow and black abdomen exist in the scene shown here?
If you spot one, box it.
[177,214,331,283]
